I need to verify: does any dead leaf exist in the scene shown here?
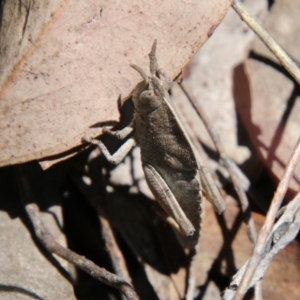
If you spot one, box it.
[180,0,268,166]
[195,196,300,299]
[0,0,232,167]
[237,0,300,192]
[0,166,75,300]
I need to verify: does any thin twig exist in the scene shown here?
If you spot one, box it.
[172,83,226,214]
[234,138,300,300]
[180,84,258,244]
[254,281,263,300]
[232,0,300,85]
[99,214,132,283]
[17,166,139,300]
[71,152,132,288]
[223,191,300,300]
[98,211,132,300]
[180,83,261,299]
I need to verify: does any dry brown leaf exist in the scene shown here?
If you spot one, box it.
[237,0,300,192]
[105,187,190,300]
[0,200,75,300]
[0,210,75,300]
[195,197,300,299]
[180,0,268,166]
[0,0,232,167]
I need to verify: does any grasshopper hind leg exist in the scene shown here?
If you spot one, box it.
[142,162,196,238]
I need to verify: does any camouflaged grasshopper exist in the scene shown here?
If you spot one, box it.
[91,41,223,248]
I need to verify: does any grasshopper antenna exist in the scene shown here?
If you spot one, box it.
[149,39,158,76]
[130,63,148,82]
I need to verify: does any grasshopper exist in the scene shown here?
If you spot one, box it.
[91,41,224,248]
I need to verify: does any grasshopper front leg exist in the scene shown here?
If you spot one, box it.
[102,121,135,140]
[91,137,136,165]
[91,121,136,164]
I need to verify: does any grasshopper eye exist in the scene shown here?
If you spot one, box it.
[140,90,154,102]
[137,89,162,113]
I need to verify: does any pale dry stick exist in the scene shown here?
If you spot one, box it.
[18,166,139,300]
[180,84,258,244]
[69,156,133,300]
[232,0,300,85]
[233,137,300,300]
[73,164,132,287]
[99,215,132,284]
[223,191,300,300]
[180,84,262,300]
[254,281,263,300]
[171,84,225,215]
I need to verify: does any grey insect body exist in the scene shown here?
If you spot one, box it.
[92,41,203,248]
